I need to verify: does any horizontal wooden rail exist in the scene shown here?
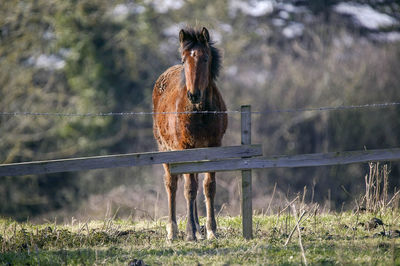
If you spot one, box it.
[0,145,262,177]
[169,148,400,174]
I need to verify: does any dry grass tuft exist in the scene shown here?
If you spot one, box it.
[361,162,400,213]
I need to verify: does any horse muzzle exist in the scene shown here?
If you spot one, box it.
[187,90,201,104]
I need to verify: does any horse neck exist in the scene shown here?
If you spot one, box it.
[205,80,216,107]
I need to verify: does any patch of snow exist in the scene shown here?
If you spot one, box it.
[225,65,238,76]
[43,30,55,41]
[219,23,233,34]
[229,0,274,17]
[341,35,354,46]
[254,71,268,85]
[212,31,223,44]
[150,0,184,14]
[111,4,130,17]
[277,3,308,14]
[370,32,400,42]
[333,34,354,48]
[240,69,268,87]
[278,3,295,13]
[29,54,65,70]
[272,18,286,27]
[255,27,268,37]
[159,41,176,55]
[226,65,269,87]
[59,48,71,58]
[334,2,397,30]
[160,24,184,56]
[282,23,304,39]
[163,24,184,37]
[279,10,290,20]
[110,3,145,20]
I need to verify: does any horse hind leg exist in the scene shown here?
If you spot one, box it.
[183,173,199,241]
[163,164,178,241]
[203,172,217,239]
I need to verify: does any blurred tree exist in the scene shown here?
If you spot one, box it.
[0,0,170,219]
[1,0,399,219]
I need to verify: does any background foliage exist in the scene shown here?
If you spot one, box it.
[1,0,400,221]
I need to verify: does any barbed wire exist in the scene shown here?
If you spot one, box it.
[0,102,399,118]
[251,102,400,114]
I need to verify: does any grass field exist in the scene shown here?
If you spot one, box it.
[1,209,400,265]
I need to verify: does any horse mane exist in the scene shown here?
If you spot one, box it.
[180,27,222,81]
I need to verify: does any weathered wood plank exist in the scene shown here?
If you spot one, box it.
[170,148,400,174]
[241,105,253,240]
[0,145,262,177]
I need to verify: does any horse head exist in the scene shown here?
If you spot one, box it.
[179,27,213,105]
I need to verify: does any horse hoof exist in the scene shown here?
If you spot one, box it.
[166,222,178,241]
[207,230,217,240]
[186,234,197,241]
[196,231,205,240]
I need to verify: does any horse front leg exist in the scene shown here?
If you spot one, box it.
[203,172,217,239]
[194,197,204,240]
[163,164,178,241]
[184,173,198,241]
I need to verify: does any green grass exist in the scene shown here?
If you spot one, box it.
[1,211,400,265]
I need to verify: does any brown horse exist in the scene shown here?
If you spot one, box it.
[152,27,227,241]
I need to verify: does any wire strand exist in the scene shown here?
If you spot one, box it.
[0,102,399,117]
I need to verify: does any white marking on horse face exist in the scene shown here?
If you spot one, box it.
[190,50,195,57]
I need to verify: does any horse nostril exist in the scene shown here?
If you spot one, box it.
[187,90,201,104]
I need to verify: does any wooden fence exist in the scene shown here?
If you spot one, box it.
[0,144,262,177]
[1,105,400,239]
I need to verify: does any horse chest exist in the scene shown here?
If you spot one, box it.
[179,115,221,146]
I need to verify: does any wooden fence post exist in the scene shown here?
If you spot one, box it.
[241,105,252,239]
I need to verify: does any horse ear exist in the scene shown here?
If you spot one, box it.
[179,29,187,44]
[201,27,210,43]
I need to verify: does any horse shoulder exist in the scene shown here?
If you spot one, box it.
[153,65,183,96]
[153,65,185,151]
